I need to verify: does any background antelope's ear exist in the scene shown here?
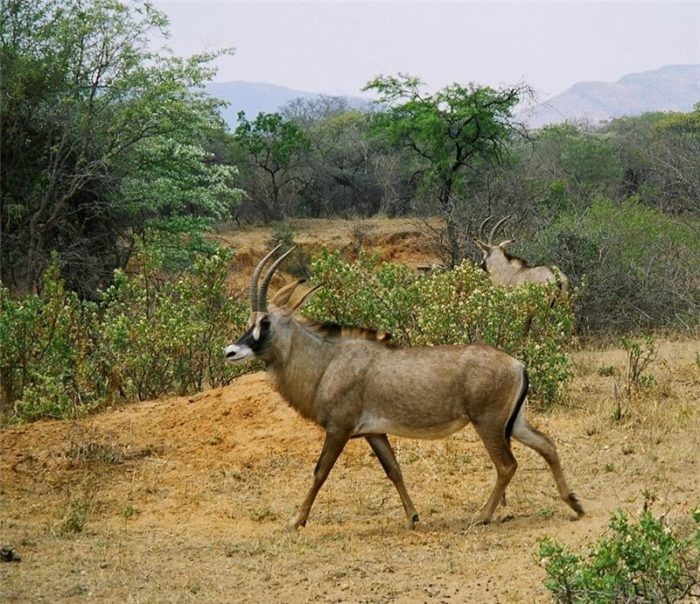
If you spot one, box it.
[498,239,516,249]
[285,283,323,314]
[270,279,306,311]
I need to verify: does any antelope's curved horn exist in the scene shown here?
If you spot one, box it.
[250,245,282,311]
[488,215,511,244]
[259,247,296,311]
[478,216,494,241]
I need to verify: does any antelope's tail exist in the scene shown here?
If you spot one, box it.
[505,366,529,444]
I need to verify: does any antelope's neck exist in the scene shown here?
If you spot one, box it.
[267,321,333,422]
[488,253,520,282]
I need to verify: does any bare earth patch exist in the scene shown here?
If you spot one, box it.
[215,217,443,296]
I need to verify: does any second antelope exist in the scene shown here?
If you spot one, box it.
[474,215,570,293]
[225,247,584,529]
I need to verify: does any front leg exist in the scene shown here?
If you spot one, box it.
[291,431,349,529]
[366,434,419,529]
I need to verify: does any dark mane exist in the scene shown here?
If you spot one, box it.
[502,249,528,267]
[302,320,395,347]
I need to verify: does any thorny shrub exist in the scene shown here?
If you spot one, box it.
[522,199,699,333]
[612,334,658,422]
[539,506,700,603]
[303,249,576,406]
[620,334,657,398]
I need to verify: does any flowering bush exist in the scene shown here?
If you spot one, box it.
[98,249,248,402]
[1,245,576,423]
[0,255,100,421]
[1,250,247,423]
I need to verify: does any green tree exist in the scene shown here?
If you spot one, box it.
[363,74,529,265]
[234,111,310,221]
[598,108,700,214]
[528,123,622,213]
[0,0,241,296]
[652,104,700,213]
[281,96,407,219]
[303,110,390,217]
[602,113,668,202]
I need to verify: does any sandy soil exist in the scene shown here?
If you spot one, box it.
[1,220,698,603]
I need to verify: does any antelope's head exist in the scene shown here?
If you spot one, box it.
[473,215,516,270]
[224,246,319,362]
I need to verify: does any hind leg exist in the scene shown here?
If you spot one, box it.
[473,423,518,524]
[511,412,584,517]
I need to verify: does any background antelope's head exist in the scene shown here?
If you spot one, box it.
[474,215,570,293]
[224,246,319,363]
[473,215,516,270]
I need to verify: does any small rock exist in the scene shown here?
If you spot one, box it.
[0,546,21,562]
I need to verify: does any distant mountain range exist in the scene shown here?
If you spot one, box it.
[521,64,700,128]
[206,81,318,127]
[207,65,700,130]
[205,81,368,128]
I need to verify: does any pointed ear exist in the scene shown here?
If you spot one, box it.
[498,239,515,249]
[270,279,306,310]
[285,283,323,314]
[473,238,489,253]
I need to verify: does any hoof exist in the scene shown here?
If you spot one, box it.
[287,518,306,531]
[406,513,419,530]
[568,493,585,517]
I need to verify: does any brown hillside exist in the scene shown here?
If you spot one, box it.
[215,217,442,295]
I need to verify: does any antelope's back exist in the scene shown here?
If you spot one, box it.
[318,341,523,429]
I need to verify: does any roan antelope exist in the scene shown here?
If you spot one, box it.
[225,247,583,529]
[474,216,570,293]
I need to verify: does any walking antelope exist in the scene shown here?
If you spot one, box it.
[474,216,571,293]
[225,247,583,529]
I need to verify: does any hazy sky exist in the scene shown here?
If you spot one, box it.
[153,1,700,100]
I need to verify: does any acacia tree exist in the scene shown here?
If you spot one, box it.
[0,0,241,295]
[234,111,310,221]
[364,74,529,265]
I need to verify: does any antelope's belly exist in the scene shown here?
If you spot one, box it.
[353,412,469,439]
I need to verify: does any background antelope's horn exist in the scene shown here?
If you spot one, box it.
[250,245,282,311]
[488,215,511,244]
[259,247,296,311]
[478,215,494,241]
